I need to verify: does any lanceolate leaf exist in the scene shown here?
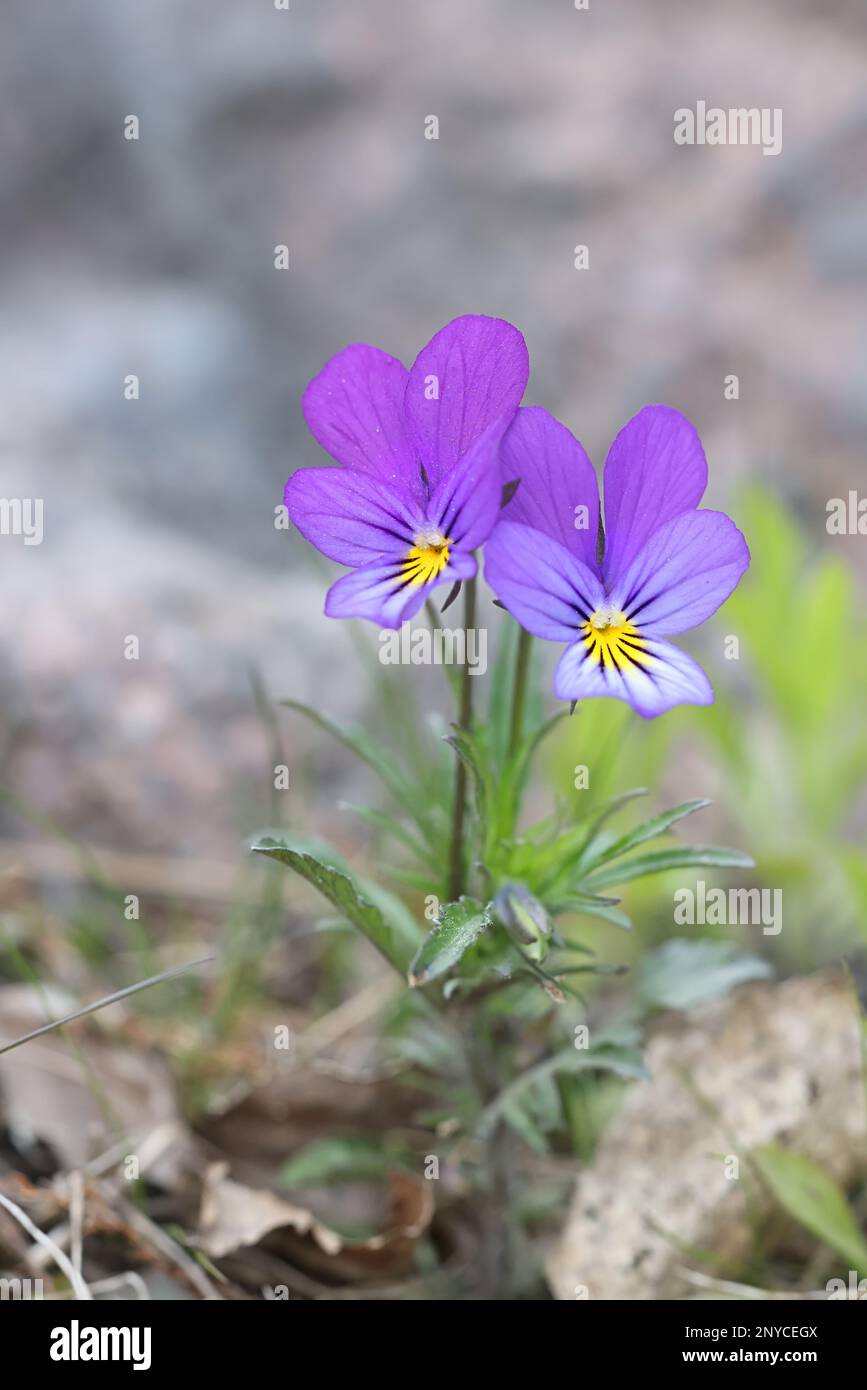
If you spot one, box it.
[408,897,494,988]
[278,1137,412,1189]
[252,833,416,974]
[534,788,648,887]
[752,1146,867,1274]
[495,712,568,842]
[552,963,628,978]
[500,1098,550,1154]
[638,938,772,1012]
[281,699,431,835]
[478,1043,649,1137]
[576,799,712,875]
[582,845,754,892]
[444,725,495,845]
[338,801,435,868]
[552,892,633,931]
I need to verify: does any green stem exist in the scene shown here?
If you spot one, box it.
[508,625,533,758]
[447,577,477,901]
[426,597,461,701]
[460,1013,516,1297]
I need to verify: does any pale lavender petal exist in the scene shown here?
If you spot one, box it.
[302,344,419,492]
[609,510,750,637]
[284,467,421,567]
[428,414,512,551]
[325,554,476,630]
[498,407,601,570]
[484,522,605,642]
[554,635,714,719]
[602,405,708,581]
[405,315,529,488]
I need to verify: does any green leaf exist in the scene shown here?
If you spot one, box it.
[552,963,628,978]
[358,877,427,954]
[408,896,494,987]
[752,1146,867,1274]
[842,850,867,946]
[278,1137,410,1188]
[337,802,435,868]
[638,938,773,1012]
[478,1042,648,1138]
[495,713,568,843]
[500,1097,551,1154]
[582,845,754,891]
[381,864,440,894]
[577,799,711,875]
[251,832,415,973]
[552,891,633,931]
[281,699,431,836]
[533,788,648,888]
[444,724,495,847]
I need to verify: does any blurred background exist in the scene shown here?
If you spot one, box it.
[1,0,866,1301]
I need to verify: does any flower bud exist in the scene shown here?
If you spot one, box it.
[494,883,552,962]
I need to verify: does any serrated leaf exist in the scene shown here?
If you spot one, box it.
[582,845,754,892]
[752,1145,867,1274]
[638,938,772,1012]
[408,896,494,987]
[251,833,415,973]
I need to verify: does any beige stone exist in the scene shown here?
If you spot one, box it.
[547,972,867,1301]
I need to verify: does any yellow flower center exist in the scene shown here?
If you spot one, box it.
[402,528,452,587]
[582,605,653,672]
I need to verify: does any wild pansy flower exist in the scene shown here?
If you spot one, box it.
[285,315,529,628]
[485,405,749,718]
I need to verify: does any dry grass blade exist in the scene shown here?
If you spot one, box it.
[679,1267,829,1300]
[113,1192,221,1300]
[0,1190,92,1300]
[0,957,214,1057]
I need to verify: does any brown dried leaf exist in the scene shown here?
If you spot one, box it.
[196,1161,434,1285]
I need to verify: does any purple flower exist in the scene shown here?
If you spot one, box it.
[485,405,750,718]
[285,315,529,628]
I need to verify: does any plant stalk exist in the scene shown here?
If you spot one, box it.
[447,576,477,901]
[508,625,533,758]
[459,1013,518,1298]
